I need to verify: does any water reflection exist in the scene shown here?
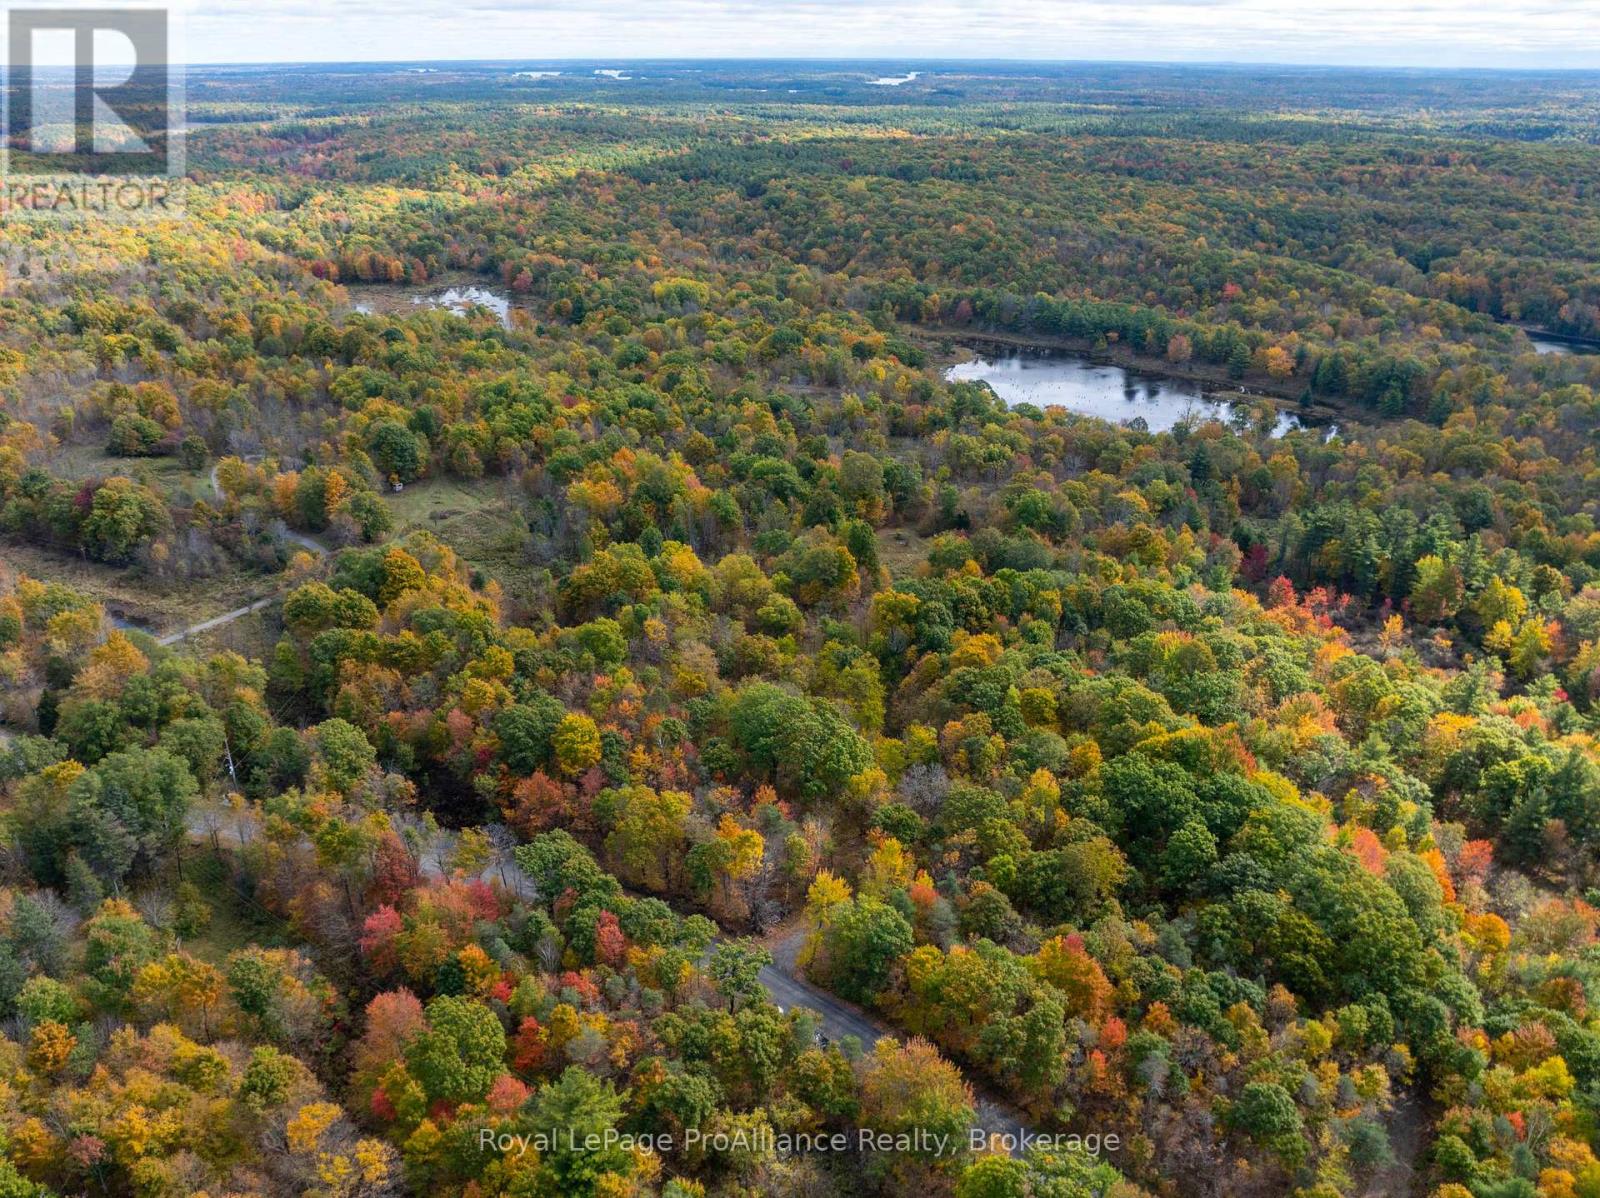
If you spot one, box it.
[1527,333,1600,356]
[346,282,516,329]
[412,286,513,329]
[946,349,1306,436]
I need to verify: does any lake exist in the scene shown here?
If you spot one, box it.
[946,349,1307,435]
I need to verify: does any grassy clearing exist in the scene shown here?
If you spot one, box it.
[434,504,545,608]
[876,526,932,581]
[43,444,211,504]
[0,541,275,632]
[383,477,545,602]
[383,476,504,529]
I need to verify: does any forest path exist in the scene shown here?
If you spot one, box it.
[133,464,332,647]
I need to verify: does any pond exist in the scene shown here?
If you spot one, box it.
[417,286,513,328]
[107,610,157,636]
[945,348,1309,436]
[350,283,515,330]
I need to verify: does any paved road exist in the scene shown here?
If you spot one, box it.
[758,959,1036,1147]
[758,923,1035,1151]
[759,957,886,1047]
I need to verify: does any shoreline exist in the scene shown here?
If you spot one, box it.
[1503,322,1600,353]
[913,324,1349,426]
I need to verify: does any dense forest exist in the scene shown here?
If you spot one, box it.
[2,58,1600,1198]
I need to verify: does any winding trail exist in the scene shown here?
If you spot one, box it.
[210,463,329,559]
[126,463,1043,1153]
[120,464,332,647]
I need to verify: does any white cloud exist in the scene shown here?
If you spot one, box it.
[177,0,1600,68]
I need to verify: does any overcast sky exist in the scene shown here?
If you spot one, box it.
[17,0,1600,69]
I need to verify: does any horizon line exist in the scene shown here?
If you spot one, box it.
[159,55,1600,74]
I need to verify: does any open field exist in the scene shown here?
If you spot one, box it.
[382,476,508,531]
[174,850,293,967]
